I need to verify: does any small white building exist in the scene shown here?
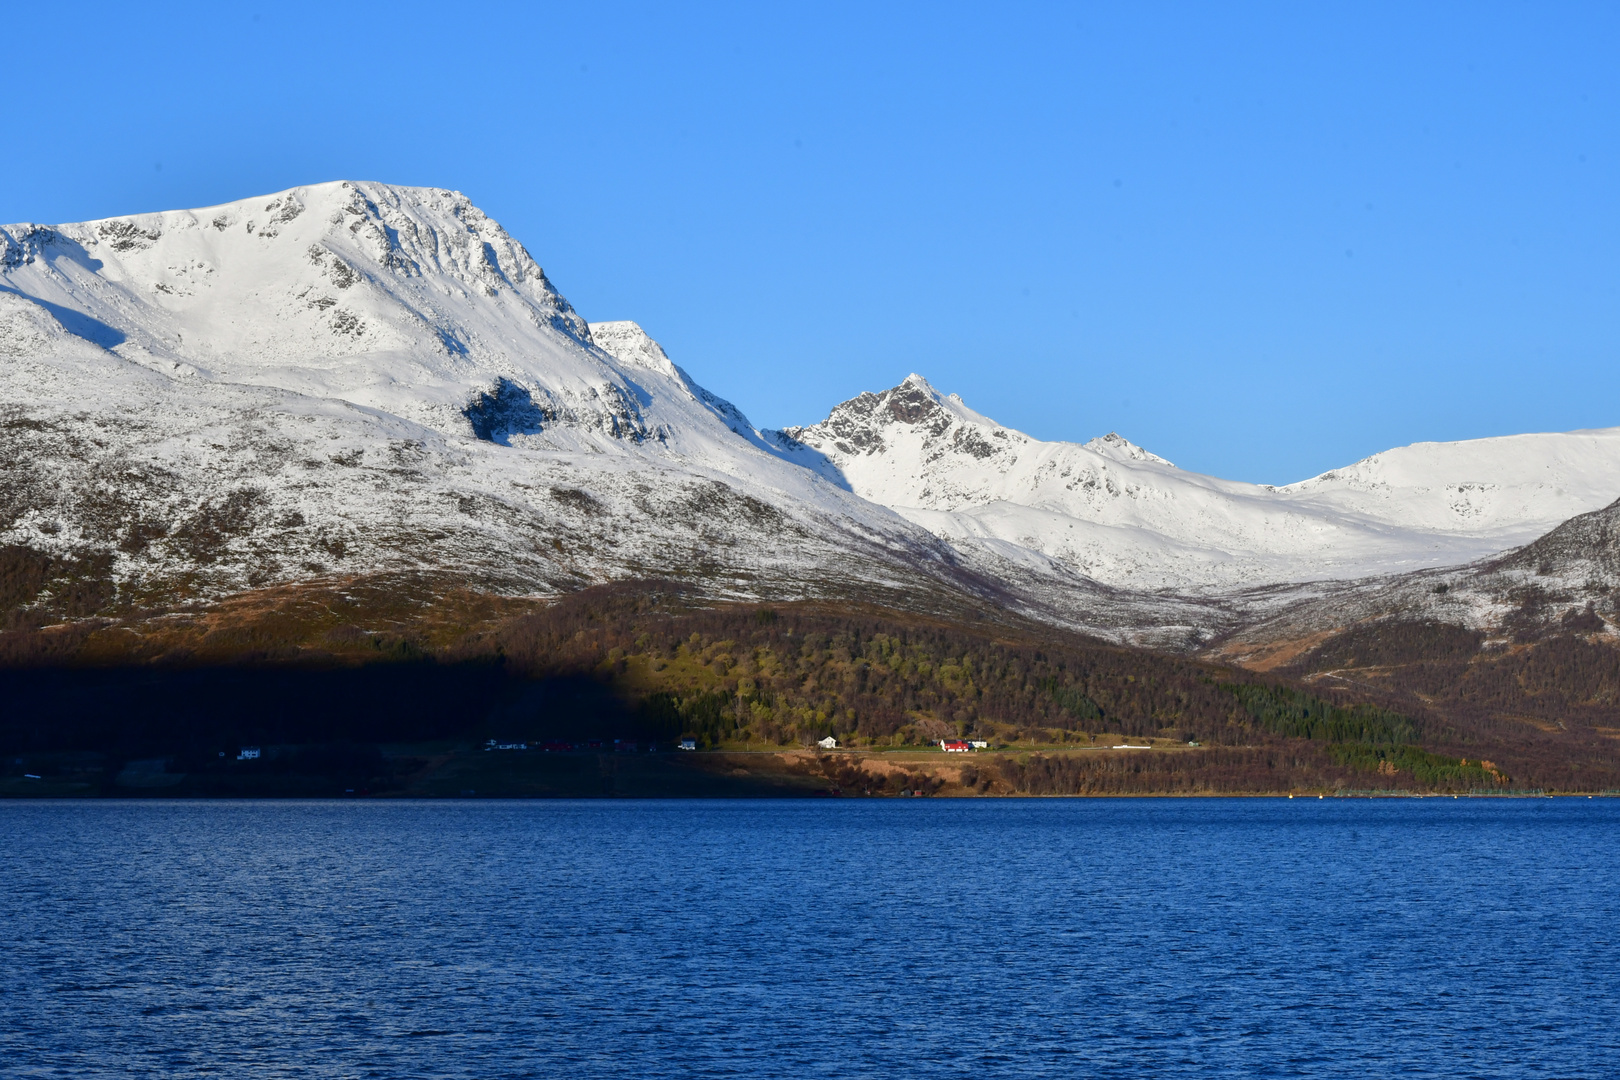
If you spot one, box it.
[679,738,697,751]
[236,746,260,761]
[817,736,838,749]
[969,740,989,750]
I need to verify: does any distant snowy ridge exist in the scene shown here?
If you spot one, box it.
[779,374,1620,591]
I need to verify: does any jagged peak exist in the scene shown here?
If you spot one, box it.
[818,374,999,429]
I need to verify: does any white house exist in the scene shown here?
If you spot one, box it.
[236,746,260,761]
[817,736,838,749]
[679,738,698,751]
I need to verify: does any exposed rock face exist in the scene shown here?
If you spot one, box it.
[1491,498,1620,582]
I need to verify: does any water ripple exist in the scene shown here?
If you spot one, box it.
[3,798,1618,1077]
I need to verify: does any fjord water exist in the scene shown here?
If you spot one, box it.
[4,800,1616,1078]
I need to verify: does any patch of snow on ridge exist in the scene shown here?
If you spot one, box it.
[588,320,679,378]
[784,375,1620,592]
[1084,432,1174,467]
[0,289,70,356]
[1276,430,1620,534]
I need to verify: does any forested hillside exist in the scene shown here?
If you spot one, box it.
[3,578,1617,795]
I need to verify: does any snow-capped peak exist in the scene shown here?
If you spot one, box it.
[0,181,788,459]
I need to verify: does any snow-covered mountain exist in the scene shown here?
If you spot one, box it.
[778,375,1620,592]
[0,182,1007,616]
[4,180,1617,652]
[1,181,771,456]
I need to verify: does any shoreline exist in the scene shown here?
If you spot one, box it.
[2,744,1604,800]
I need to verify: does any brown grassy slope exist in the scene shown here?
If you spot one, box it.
[1252,619,1620,792]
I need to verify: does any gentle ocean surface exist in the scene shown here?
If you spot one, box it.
[3,798,1617,1078]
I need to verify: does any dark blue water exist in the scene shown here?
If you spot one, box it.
[3,799,1617,1078]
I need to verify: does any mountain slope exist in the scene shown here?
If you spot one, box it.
[778,375,1620,592]
[1216,496,1620,659]
[1193,499,1620,769]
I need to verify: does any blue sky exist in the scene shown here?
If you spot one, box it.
[5,1,1616,483]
